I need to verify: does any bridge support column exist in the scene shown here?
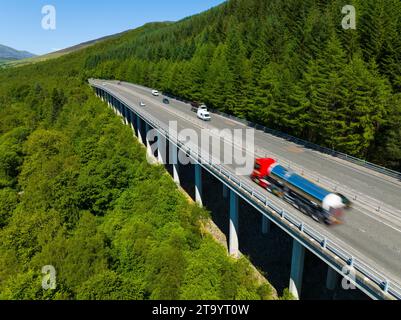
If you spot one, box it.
[262,216,271,235]
[132,112,138,136]
[145,123,155,161]
[171,143,180,186]
[117,100,122,118]
[157,132,167,164]
[109,96,113,111]
[195,164,203,207]
[131,112,137,136]
[136,116,144,145]
[223,184,228,199]
[114,98,120,117]
[121,103,127,125]
[326,266,339,291]
[126,107,132,129]
[123,105,128,125]
[289,239,305,300]
[229,190,239,259]
[114,99,125,124]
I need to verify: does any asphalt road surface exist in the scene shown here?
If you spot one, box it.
[93,79,401,290]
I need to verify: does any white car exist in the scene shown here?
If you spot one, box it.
[139,101,146,107]
[152,90,159,96]
[197,109,211,121]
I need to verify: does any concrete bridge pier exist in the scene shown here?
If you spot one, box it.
[123,105,129,126]
[326,266,339,291]
[121,103,128,125]
[126,107,132,130]
[262,215,271,235]
[113,98,121,125]
[195,163,203,207]
[110,96,117,115]
[170,143,180,186]
[115,98,121,117]
[108,95,114,114]
[117,99,123,119]
[229,190,239,259]
[289,239,305,300]
[136,116,144,145]
[130,111,137,136]
[223,184,228,199]
[145,123,156,161]
[157,132,167,164]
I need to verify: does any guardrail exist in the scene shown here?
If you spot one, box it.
[161,90,401,181]
[160,88,401,221]
[213,110,401,180]
[92,81,401,300]
[125,83,401,222]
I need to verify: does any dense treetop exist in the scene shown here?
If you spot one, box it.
[82,0,401,170]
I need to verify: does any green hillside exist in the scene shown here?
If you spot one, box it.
[1,30,132,69]
[83,0,401,170]
[0,44,35,61]
[0,6,276,300]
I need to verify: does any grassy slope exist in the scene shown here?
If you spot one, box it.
[1,28,136,69]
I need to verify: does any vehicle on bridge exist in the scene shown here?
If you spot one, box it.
[197,109,211,121]
[251,158,350,225]
[191,103,211,121]
[191,102,207,112]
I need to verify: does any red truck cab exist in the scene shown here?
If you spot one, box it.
[251,158,277,188]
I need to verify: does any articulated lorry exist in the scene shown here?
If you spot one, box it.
[251,158,351,225]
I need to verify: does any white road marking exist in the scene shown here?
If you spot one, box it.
[102,81,401,236]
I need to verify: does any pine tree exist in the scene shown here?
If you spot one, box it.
[338,56,391,156]
[203,44,233,112]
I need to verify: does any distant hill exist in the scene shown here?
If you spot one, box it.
[2,30,131,68]
[80,0,401,171]
[0,44,36,62]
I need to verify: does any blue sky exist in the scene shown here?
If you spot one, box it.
[0,0,225,55]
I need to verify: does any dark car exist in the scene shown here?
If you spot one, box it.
[163,98,170,104]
